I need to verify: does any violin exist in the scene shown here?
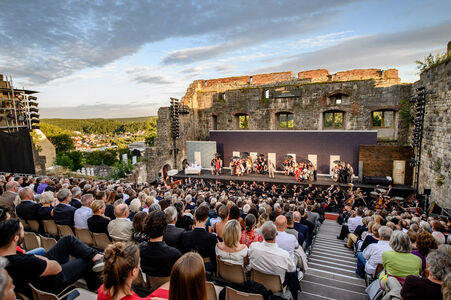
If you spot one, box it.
[374,195,386,209]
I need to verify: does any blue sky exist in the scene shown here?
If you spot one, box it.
[0,0,450,118]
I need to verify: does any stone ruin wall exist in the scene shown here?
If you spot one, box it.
[414,59,451,209]
[145,67,412,182]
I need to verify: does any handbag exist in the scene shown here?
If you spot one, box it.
[365,278,384,300]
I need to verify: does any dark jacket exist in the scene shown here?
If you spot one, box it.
[87,215,110,235]
[16,201,41,220]
[69,198,82,209]
[52,203,76,226]
[181,227,217,270]
[163,224,185,250]
[38,206,53,220]
[140,241,181,277]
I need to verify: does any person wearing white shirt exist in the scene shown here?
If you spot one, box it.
[347,209,364,233]
[356,226,393,278]
[275,215,299,263]
[249,221,296,284]
[74,194,94,229]
[107,203,133,241]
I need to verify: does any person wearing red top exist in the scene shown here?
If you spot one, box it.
[97,242,169,300]
[240,214,263,247]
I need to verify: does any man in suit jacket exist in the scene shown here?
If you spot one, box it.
[69,187,82,209]
[15,187,41,221]
[107,203,133,241]
[52,188,76,227]
[306,205,320,228]
[0,181,20,216]
[181,205,217,272]
[163,206,185,250]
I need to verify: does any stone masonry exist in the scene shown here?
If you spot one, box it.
[414,59,451,209]
[145,67,413,183]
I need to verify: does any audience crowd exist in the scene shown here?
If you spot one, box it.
[0,173,449,300]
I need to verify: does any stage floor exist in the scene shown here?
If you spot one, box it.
[173,170,414,195]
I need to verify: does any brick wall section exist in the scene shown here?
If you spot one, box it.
[251,72,293,85]
[298,69,330,82]
[415,60,451,208]
[359,145,414,184]
[332,69,382,81]
[203,72,294,88]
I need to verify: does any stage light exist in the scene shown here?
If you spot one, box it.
[29,112,39,119]
[28,100,38,107]
[28,96,37,101]
[31,119,40,124]
[29,107,39,113]
[31,125,40,129]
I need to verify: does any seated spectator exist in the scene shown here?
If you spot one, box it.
[128,198,141,221]
[275,215,298,263]
[293,211,309,249]
[174,201,193,231]
[98,242,169,300]
[240,214,263,247]
[104,191,117,220]
[0,256,16,300]
[163,206,185,250]
[181,205,217,272]
[69,187,82,209]
[0,181,19,215]
[229,205,244,229]
[162,252,207,300]
[298,208,314,246]
[87,200,110,235]
[74,194,93,229]
[382,230,422,288]
[216,219,248,266]
[38,191,55,220]
[140,211,181,278]
[52,188,76,227]
[285,212,304,247]
[359,223,381,252]
[356,226,392,278]
[212,205,228,239]
[108,204,133,242]
[0,219,103,298]
[412,230,438,270]
[15,187,40,221]
[401,246,450,300]
[132,211,149,244]
[249,221,296,284]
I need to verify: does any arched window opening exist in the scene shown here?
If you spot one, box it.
[278,112,294,128]
[235,114,249,129]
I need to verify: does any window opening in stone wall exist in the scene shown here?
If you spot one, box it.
[372,110,394,127]
[265,90,270,99]
[204,80,207,87]
[249,76,253,84]
[279,113,294,128]
[324,111,344,129]
[237,114,249,129]
[212,115,218,130]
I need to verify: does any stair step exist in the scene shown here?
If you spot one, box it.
[301,281,369,300]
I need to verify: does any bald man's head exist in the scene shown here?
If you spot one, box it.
[275,215,287,231]
[19,187,33,201]
[114,203,129,218]
[293,211,301,222]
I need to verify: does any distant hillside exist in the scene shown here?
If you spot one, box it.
[41,116,157,135]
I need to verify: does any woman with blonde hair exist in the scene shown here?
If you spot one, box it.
[215,219,248,266]
[212,205,228,239]
[38,191,56,220]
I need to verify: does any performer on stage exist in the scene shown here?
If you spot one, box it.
[268,160,275,178]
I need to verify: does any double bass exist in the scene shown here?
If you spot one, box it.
[374,194,387,209]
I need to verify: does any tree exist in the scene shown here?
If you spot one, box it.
[48,134,75,153]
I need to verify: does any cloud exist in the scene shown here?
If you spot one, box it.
[215,64,235,72]
[0,0,360,83]
[252,21,451,81]
[40,102,160,118]
[126,67,172,85]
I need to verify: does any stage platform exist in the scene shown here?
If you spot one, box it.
[172,170,414,196]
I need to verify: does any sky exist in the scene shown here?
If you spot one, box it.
[0,0,450,118]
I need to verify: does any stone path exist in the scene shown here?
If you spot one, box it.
[299,220,369,300]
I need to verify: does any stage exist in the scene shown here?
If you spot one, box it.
[172,169,414,197]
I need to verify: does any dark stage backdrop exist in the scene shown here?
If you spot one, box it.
[0,129,35,174]
[210,130,377,175]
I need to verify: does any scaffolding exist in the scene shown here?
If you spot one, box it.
[0,74,39,133]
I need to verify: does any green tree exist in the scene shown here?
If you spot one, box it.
[48,134,75,153]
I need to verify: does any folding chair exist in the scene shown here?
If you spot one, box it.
[42,220,58,237]
[27,220,40,233]
[74,227,94,246]
[145,275,170,289]
[57,225,74,237]
[206,281,219,300]
[225,286,264,300]
[29,283,96,300]
[39,235,57,252]
[92,232,112,250]
[20,219,30,231]
[218,260,246,284]
[250,269,284,294]
[23,232,40,251]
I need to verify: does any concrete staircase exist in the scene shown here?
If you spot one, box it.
[299,220,369,300]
